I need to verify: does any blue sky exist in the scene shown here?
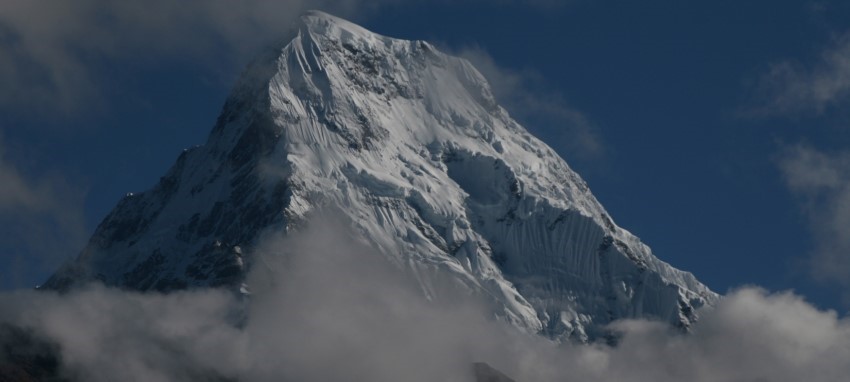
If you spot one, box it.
[1,0,849,311]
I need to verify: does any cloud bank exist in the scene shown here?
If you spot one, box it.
[1,216,849,381]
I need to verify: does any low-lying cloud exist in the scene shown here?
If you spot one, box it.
[1,215,849,381]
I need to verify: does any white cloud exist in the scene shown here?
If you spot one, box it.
[752,32,850,115]
[2,215,850,381]
[457,47,604,160]
[594,288,850,382]
[779,144,850,288]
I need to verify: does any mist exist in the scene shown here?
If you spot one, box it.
[1,214,849,381]
[0,0,394,115]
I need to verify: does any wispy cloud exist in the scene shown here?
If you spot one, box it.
[457,46,604,161]
[0,1,578,117]
[750,32,850,116]
[0,137,86,288]
[0,0,389,115]
[779,144,850,290]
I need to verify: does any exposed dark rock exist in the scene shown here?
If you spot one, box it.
[473,362,517,382]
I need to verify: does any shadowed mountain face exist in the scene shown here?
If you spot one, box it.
[0,326,512,382]
[473,362,517,382]
[0,324,238,382]
[0,325,66,382]
[44,11,716,341]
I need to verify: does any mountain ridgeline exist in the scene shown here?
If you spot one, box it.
[45,11,717,341]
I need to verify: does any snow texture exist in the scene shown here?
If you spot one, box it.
[44,10,717,341]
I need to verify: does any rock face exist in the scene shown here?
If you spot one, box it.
[0,325,66,382]
[473,362,517,382]
[45,11,717,341]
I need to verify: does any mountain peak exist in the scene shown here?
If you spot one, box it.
[45,12,717,342]
[298,10,377,40]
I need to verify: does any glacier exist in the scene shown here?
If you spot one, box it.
[44,10,717,341]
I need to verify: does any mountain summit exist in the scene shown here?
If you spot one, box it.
[45,11,717,341]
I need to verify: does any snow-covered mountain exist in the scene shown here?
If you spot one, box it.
[45,10,717,341]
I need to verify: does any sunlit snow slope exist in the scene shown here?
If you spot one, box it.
[45,11,717,341]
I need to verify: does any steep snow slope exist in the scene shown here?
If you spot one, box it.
[45,11,717,341]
